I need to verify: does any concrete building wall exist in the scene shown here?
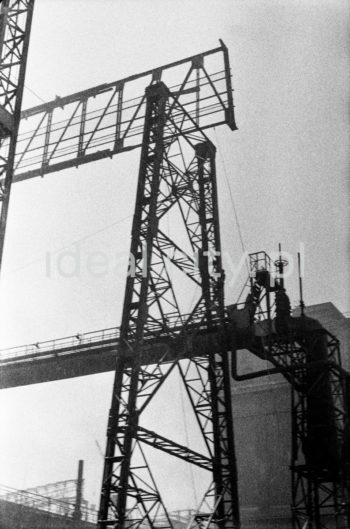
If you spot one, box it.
[234,381,291,527]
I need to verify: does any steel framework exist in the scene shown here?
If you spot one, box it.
[11,40,235,182]
[98,81,239,529]
[231,252,350,529]
[0,0,34,271]
[0,9,241,522]
[0,4,348,529]
[0,32,240,524]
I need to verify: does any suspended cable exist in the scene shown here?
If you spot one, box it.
[178,367,199,507]
[9,213,132,275]
[23,83,46,103]
[10,67,47,104]
[214,127,247,258]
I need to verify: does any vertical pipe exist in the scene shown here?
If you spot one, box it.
[298,252,305,316]
[277,243,284,289]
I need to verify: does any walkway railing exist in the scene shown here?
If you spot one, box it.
[0,326,120,363]
[0,310,215,365]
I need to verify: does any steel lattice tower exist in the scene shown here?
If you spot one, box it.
[98,81,239,529]
[0,0,34,273]
[1,4,349,529]
[0,21,239,524]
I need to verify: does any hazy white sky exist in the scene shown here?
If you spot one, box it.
[0,0,349,512]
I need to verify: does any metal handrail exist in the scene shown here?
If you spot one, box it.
[0,326,120,362]
[0,310,217,364]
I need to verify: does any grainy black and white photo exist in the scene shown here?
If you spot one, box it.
[0,1,349,528]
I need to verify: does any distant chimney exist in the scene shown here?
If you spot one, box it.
[73,460,84,522]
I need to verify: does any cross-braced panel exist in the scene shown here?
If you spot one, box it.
[12,41,236,182]
[0,0,34,270]
[98,81,239,529]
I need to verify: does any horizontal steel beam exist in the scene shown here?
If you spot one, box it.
[3,314,343,390]
[0,316,227,389]
[132,425,213,471]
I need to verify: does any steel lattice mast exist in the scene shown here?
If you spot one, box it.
[0,0,34,272]
[0,31,240,524]
[0,18,240,525]
[98,81,239,529]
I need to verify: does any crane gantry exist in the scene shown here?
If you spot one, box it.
[0,2,349,529]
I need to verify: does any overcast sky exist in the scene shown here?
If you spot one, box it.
[0,0,349,513]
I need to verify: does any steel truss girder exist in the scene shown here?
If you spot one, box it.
[98,82,239,529]
[0,0,34,272]
[10,41,236,182]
